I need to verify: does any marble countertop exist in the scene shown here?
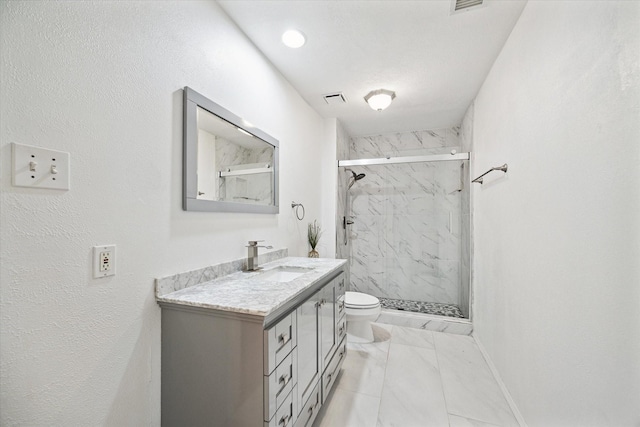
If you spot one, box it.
[156,257,346,319]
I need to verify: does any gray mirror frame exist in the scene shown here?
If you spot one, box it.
[183,87,279,213]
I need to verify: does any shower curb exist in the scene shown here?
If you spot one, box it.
[377,308,473,335]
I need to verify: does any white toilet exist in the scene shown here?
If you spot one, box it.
[345,291,382,343]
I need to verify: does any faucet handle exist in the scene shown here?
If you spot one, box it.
[247,240,264,246]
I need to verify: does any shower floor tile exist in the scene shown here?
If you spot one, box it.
[378,297,465,318]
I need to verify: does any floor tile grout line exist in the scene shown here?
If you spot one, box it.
[375,325,393,426]
[431,330,455,427]
[448,411,503,427]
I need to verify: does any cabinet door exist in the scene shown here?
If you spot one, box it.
[319,281,337,371]
[296,289,321,412]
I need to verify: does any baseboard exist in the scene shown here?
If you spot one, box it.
[473,334,528,427]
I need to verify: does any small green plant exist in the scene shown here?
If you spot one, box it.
[308,220,322,250]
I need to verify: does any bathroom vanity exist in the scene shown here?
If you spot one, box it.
[156,256,347,427]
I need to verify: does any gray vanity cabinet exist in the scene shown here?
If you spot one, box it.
[295,273,347,427]
[319,281,337,369]
[321,274,346,405]
[295,290,321,418]
[160,267,346,427]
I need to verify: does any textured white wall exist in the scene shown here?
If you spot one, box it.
[0,1,332,425]
[470,1,640,425]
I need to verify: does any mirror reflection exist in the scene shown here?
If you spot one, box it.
[196,107,275,205]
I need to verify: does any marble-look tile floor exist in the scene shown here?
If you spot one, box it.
[313,324,519,427]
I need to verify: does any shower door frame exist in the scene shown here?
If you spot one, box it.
[338,152,472,320]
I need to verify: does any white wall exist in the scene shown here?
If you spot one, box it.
[319,118,337,258]
[470,1,640,426]
[0,1,333,425]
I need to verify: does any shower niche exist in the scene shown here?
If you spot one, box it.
[337,127,471,320]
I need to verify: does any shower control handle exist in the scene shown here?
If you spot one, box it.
[343,216,354,228]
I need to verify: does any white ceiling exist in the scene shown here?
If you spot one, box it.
[218,0,527,137]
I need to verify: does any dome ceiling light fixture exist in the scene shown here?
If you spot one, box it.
[281,29,306,48]
[364,89,396,111]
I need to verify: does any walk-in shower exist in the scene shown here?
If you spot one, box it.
[337,127,471,320]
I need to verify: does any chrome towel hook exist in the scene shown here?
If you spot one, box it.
[291,202,305,221]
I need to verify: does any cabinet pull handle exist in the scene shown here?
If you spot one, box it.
[339,280,345,288]
[279,414,290,427]
[305,404,315,426]
[279,373,291,386]
[278,332,290,346]
[338,325,345,335]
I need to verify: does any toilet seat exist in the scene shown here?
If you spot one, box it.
[345,291,380,309]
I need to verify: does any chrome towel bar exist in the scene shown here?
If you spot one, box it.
[472,164,508,184]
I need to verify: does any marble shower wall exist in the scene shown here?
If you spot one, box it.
[345,128,470,309]
[215,137,273,204]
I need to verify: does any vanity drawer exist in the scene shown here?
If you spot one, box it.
[265,385,297,427]
[321,337,346,404]
[294,382,321,427]
[265,312,297,374]
[264,351,297,421]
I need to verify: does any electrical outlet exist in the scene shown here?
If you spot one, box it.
[93,245,116,278]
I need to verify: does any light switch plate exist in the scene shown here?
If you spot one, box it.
[12,142,70,190]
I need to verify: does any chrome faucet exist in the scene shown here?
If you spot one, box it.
[246,240,273,271]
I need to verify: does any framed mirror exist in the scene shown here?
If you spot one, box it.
[183,87,279,213]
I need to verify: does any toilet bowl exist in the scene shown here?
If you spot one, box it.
[345,291,382,343]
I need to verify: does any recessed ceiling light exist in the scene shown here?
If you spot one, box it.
[282,29,306,48]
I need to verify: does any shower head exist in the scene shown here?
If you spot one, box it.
[346,169,366,190]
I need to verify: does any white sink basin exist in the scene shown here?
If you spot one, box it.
[257,266,313,283]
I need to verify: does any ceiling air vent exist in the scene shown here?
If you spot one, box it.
[323,92,347,105]
[451,0,485,14]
